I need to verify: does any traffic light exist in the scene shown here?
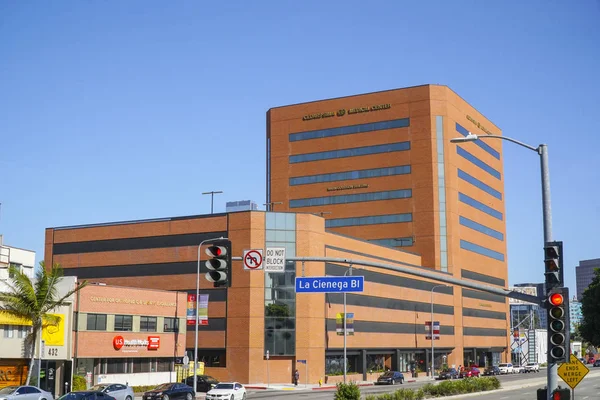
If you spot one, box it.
[547,287,570,364]
[204,240,232,288]
[544,241,564,289]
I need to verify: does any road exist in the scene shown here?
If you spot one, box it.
[246,369,600,399]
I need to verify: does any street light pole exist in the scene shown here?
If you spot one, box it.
[202,191,223,214]
[193,236,226,394]
[450,133,555,398]
[343,265,353,384]
[431,284,449,380]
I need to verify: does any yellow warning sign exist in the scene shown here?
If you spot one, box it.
[557,354,589,389]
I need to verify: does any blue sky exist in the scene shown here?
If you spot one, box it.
[1,1,599,297]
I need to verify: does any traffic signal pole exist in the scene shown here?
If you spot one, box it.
[539,144,559,399]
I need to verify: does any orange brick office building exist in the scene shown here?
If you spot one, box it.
[72,283,188,387]
[45,209,510,385]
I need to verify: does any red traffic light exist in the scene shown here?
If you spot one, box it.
[549,293,564,306]
[206,245,227,258]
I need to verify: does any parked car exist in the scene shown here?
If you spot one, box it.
[482,366,500,376]
[459,367,480,378]
[513,364,525,373]
[90,384,134,400]
[142,383,194,400]
[436,368,459,380]
[498,363,514,374]
[587,357,595,365]
[183,375,219,393]
[206,383,246,400]
[375,371,404,385]
[524,362,540,373]
[0,386,54,400]
[57,392,116,400]
[593,359,600,367]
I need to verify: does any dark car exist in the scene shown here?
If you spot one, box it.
[183,375,219,393]
[459,367,480,378]
[376,371,404,385]
[482,366,500,376]
[58,392,117,400]
[142,383,194,400]
[437,368,459,380]
[593,359,600,367]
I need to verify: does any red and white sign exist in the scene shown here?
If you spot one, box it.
[425,321,440,340]
[147,336,160,350]
[113,336,160,350]
[113,336,125,350]
[243,249,263,270]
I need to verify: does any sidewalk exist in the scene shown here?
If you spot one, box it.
[245,374,433,391]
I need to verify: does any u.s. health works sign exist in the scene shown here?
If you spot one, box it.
[295,276,364,293]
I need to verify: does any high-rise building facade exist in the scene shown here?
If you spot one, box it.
[576,258,600,300]
[267,84,507,285]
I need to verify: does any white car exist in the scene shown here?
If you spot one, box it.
[0,386,54,400]
[498,363,514,374]
[524,362,540,373]
[90,384,134,400]
[206,382,246,400]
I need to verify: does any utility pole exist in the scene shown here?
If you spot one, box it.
[202,191,223,214]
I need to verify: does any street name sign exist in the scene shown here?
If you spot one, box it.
[557,353,589,389]
[295,276,364,293]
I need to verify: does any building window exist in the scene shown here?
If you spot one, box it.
[114,315,133,331]
[290,142,410,164]
[459,216,504,241]
[325,355,360,375]
[265,213,296,356]
[460,240,505,261]
[132,358,151,373]
[8,263,22,278]
[368,237,414,248]
[326,213,412,228]
[18,326,30,338]
[456,123,500,160]
[106,358,126,374]
[458,169,502,200]
[140,316,157,332]
[290,165,411,186]
[86,314,107,331]
[459,193,503,220]
[3,325,14,338]
[457,147,501,180]
[163,317,179,332]
[192,349,227,367]
[436,115,449,272]
[290,118,410,142]
[156,359,172,372]
[290,189,412,209]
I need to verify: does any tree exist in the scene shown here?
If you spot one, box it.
[579,268,600,348]
[0,261,86,385]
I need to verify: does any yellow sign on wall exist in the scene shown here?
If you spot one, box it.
[557,354,589,389]
[42,314,65,346]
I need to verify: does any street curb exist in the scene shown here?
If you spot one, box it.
[312,383,374,391]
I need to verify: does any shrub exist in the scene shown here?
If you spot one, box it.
[72,375,87,391]
[132,385,159,393]
[334,381,361,400]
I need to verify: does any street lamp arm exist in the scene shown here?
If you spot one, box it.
[476,135,540,153]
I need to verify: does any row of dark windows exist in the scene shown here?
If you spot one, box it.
[460,240,505,262]
[368,237,414,247]
[290,189,412,208]
[457,147,501,180]
[456,123,501,160]
[290,142,410,164]
[289,118,410,142]
[458,169,502,200]
[460,216,504,241]
[325,213,413,228]
[289,165,411,186]
[459,193,503,220]
[86,314,179,332]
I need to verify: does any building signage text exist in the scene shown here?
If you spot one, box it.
[327,183,368,192]
[91,296,176,307]
[466,115,494,135]
[113,335,160,351]
[303,103,391,121]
